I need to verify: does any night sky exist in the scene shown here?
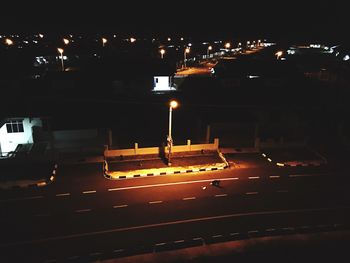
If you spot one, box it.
[1,0,348,42]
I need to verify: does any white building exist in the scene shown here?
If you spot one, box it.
[0,117,43,157]
[153,76,176,92]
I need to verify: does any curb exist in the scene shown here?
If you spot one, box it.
[0,163,57,190]
[103,163,229,180]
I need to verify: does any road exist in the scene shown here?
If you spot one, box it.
[0,153,349,262]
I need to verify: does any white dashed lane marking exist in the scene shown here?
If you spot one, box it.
[183,197,196,200]
[113,205,128,208]
[75,209,91,213]
[149,201,163,204]
[214,194,228,197]
[56,193,70,197]
[83,190,96,194]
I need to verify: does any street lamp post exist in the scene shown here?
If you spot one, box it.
[167,100,178,166]
[57,48,64,71]
[207,45,212,58]
[184,47,190,68]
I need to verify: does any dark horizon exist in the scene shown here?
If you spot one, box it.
[1,0,348,43]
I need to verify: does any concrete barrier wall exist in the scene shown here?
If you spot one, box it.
[53,129,98,141]
[105,138,219,157]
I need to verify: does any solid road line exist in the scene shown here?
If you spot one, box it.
[3,206,347,247]
[248,176,260,179]
[269,175,280,179]
[108,177,239,191]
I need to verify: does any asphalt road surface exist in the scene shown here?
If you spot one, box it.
[0,153,349,262]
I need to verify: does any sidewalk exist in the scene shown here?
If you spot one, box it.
[104,151,229,179]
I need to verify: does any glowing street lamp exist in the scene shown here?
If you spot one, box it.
[102,37,107,47]
[184,47,190,68]
[63,38,70,45]
[225,42,231,49]
[38,34,44,39]
[130,37,136,43]
[275,51,283,60]
[207,45,212,58]
[167,100,178,166]
[5,38,13,45]
[57,48,65,71]
[160,49,165,59]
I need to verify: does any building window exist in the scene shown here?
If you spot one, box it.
[6,120,24,133]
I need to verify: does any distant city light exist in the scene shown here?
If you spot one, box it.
[130,37,136,43]
[63,38,70,45]
[180,37,184,41]
[5,38,13,45]
[343,55,350,61]
[170,100,178,108]
[188,43,192,47]
[160,49,165,59]
[225,42,231,49]
[38,34,44,38]
[102,37,107,47]
[275,51,283,59]
[167,37,171,41]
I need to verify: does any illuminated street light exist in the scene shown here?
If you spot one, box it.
[184,47,190,68]
[38,34,44,38]
[275,51,283,60]
[207,45,212,58]
[167,100,178,166]
[102,37,107,47]
[130,37,136,43]
[57,48,65,71]
[5,38,13,45]
[160,49,165,59]
[167,37,171,41]
[180,37,184,41]
[63,38,70,45]
[225,42,231,49]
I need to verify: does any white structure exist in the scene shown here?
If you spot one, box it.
[0,118,42,156]
[153,76,175,92]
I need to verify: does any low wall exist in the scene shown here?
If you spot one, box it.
[105,138,219,158]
